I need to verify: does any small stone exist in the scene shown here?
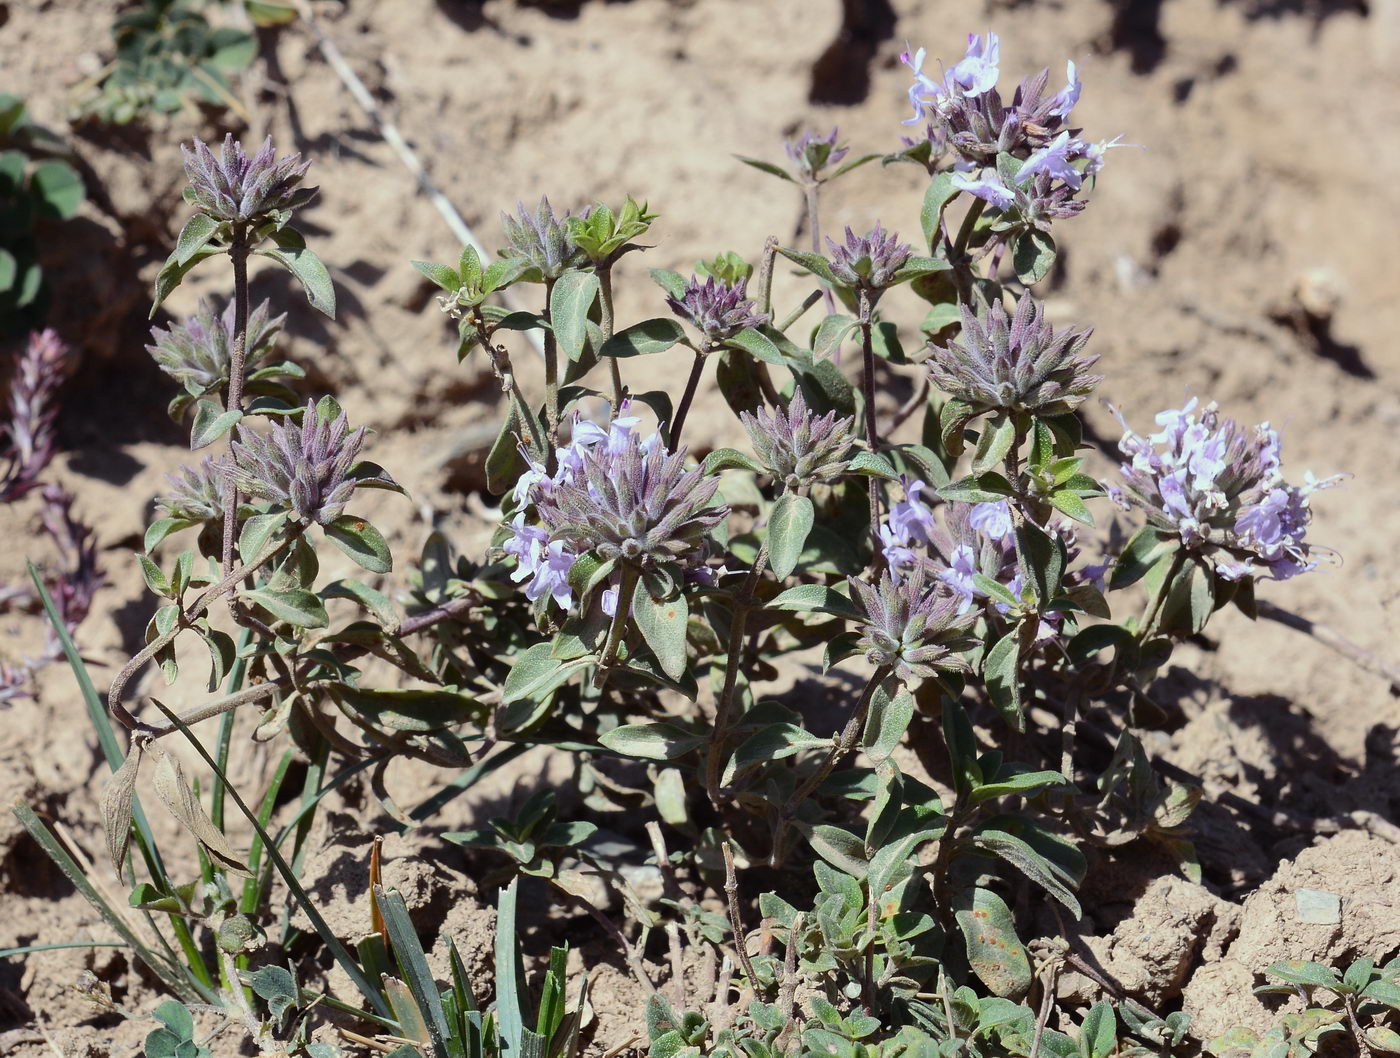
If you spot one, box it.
[1295,888,1341,925]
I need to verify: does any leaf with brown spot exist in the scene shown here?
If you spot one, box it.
[954,886,1031,998]
[101,745,143,876]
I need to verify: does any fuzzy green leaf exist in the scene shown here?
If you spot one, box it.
[767,492,815,580]
[323,514,392,574]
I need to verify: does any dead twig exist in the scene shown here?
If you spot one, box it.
[722,840,763,994]
[1256,599,1400,694]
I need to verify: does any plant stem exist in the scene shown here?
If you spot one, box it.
[722,839,762,995]
[1139,549,1185,639]
[951,198,986,303]
[775,289,823,334]
[106,534,294,730]
[596,564,640,684]
[669,351,705,450]
[543,277,560,457]
[803,182,836,318]
[599,264,624,414]
[757,236,778,318]
[137,682,283,743]
[782,669,887,817]
[705,537,771,808]
[858,289,882,553]
[218,233,250,599]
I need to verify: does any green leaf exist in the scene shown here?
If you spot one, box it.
[1012,230,1057,286]
[921,171,959,247]
[648,267,688,300]
[238,512,287,565]
[1078,1001,1116,1058]
[411,259,460,292]
[767,492,814,579]
[1264,960,1343,991]
[974,827,1082,917]
[240,587,328,628]
[600,317,686,357]
[324,515,392,574]
[939,398,978,458]
[321,578,397,627]
[862,681,913,764]
[335,686,477,733]
[971,414,1017,475]
[257,228,336,318]
[847,450,899,481]
[813,314,858,359]
[152,246,221,316]
[971,768,1070,804]
[376,887,453,1058]
[598,722,704,761]
[702,447,762,475]
[550,270,600,362]
[1111,525,1177,590]
[174,213,219,266]
[500,643,587,706]
[631,582,689,681]
[892,254,952,283]
[30,159,84,220]
[1050,488,1095,526]
[734,155,796,183]
[955,887,1032,998]
[767,583,861,620]
[805,824,868,876]
[139,554,171,598]
[724,326,785,366]
[983,632,1024,731]
[777,246,840,286]
[188,400,241,451]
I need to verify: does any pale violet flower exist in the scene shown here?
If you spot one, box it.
[1082,135,1134,176]
[1048,60,1081,119]
[889,477,938,545]
[948,31,1001,97]
[950,171,1016,210]
[937,544,980,612]
[968,500,1014,543]
[1018,131,1084,191]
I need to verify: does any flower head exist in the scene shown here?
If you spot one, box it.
[784,127,850,181]
[147,298,284,402]
[501,197,586,281]
[534,429,728,571]
[181,135,315,227]
[229,401,391,525]
[158,457,229,523]
[739,389,856,491]
[825,224,912,292]
[850,566,977,683]
[666,275,769,344]
[2,329,70,502]
[927,295,1099,417]
[1112,399,1340,580]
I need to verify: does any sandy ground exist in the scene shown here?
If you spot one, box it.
[3,0,1400,1053]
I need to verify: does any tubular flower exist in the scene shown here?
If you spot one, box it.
[850,566,977,683]
[825,224,912,292]
[501,197,586,280]
[1111,399,1340,581]
[157,457,229,523]
[229,401,392,525]
[739,389,856,490]
[927,295,1100,417]
[147,298,284,400]
[181,135,316,227]
[534,428,728,571]
[666,275,769,344]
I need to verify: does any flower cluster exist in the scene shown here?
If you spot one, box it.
[147,297,284,402]
[182,135,316,227]
[927,295,1099,417]
[825,224,912,292]
[2,329,70,503]
[665,275,768,344]
[229,401,389,526]
[1111,399,1339,581]
[901,34,1127,219]
[158,456,228,524]
[850,566,976,683]
[739,389,856,490]
[501,198,586,281]
[504,407,727,610]
[784,127,849,182]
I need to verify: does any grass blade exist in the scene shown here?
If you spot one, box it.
[377,886,453,1058]
[496,879,525,1055]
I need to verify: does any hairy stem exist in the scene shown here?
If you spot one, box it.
[858,289,882,553]
[782,669,887,817]
[218,233,250,601]
[543,277,560,458]
[757,236,778,318]
[596,564,640,684]
[669,350,706,450]
[137,681,284,744]
[705,537,771,808]
[722,840,762,995]
[598,264,624,414]
[803,181,836,319]
[107,534,295,730]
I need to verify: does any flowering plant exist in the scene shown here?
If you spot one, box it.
[20,28,1350,1058]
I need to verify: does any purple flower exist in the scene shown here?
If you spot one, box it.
[1047,61,1081,119]
[1,329,70,503]
[1113,399,1341,580]
[501,197,586,281]
[825,224,913,291]
[1081,135,1133,177]
[949,31,1001,97]
[889,477,938,546]
[951,171,1016,209]
[1017,131,1085,191]
[181,135,315,227]
[666,275,769,344]
[784,128,850,180]
[850,565,977,683]
[968,499,1014,543]
[936,543,981,612]
[739,389,856,490]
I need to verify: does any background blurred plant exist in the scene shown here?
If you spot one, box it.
[0,95,85,338]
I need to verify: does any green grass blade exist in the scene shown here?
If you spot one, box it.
[377,886,453,1058]
[0,941,129,958]
[147,700,391,1017]
[210,626,252,831]
[408,743,529,825]
[11,801,197,1001]
[495,879,525,1055]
